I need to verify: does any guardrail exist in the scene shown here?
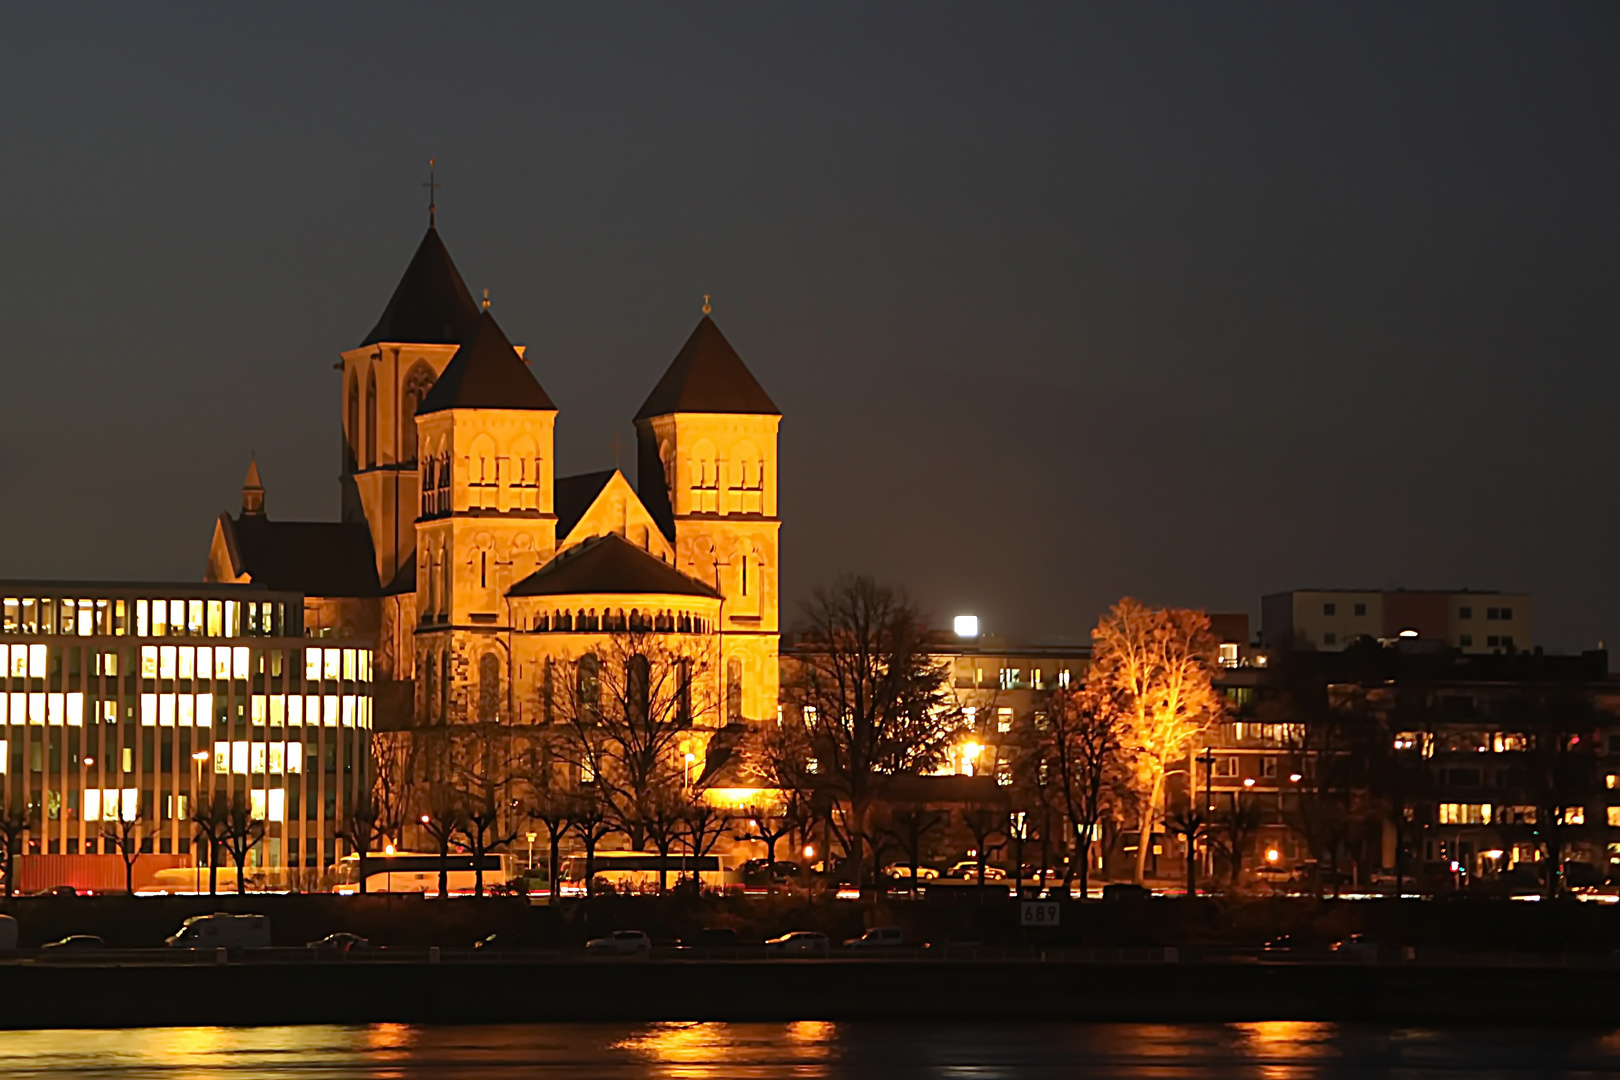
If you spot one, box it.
[5,943,1619,968]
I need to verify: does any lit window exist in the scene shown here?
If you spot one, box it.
[231,741,249,775]
[251,744,267,774]
[1439,803,1492,825]
[269,744,284,774]
[1058,669,1070,688]
[214,742,229,775]
[1219,643,1239,668]
[1608,806,1620,828]
[996,762,1013,787]
[286,742,302,774]
[1609,774,1619,790]
[1565,806,1586,825]
[233,647,250,678]
[250,790,267,821]
[268,789,285,822]
[195,693,212,727]
[140,694,157,727]
[806,757,818,774]
[802,705,817,729]
[997,708,1013,733]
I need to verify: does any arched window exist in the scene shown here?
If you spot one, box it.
[345,374,360,471]
[364,369,377,468]
[401,362,436,464]
[627,654,650,723]
[478,653,500,723]
[726,656,743,723]
[577,653,600,720]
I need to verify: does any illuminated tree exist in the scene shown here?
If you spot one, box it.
[783,576,962,889]
[1088,599,1225,885]
[961,805,1007,887]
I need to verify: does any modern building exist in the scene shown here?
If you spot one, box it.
[0,581,372,888]
[1261,588,1531,654]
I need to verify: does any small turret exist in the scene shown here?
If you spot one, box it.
[241,459,266,517]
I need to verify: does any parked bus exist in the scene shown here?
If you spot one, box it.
[558,851,736,895]
[332,852,512,895]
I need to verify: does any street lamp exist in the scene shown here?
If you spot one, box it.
[191,750,209,894]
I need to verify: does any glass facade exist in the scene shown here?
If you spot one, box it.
[0,582,371,880]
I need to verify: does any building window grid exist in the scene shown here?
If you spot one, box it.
[0,604,372,878]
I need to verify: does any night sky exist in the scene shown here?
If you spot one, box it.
[1,5,1616,653]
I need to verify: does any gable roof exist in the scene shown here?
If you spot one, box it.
[508,532,720,599]
[361,225,482,347]
[634,315,779,421]
[417,310,556,414]
[553,469,617,539]
[225,514,381,598]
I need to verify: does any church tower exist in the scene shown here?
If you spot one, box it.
[634,313,781,724]
[414,310,558,723]
[338,219,482,592]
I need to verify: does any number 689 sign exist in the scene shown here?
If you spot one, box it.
[1020,900,1061,926]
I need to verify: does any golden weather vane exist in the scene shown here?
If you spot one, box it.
[702,294,712,315]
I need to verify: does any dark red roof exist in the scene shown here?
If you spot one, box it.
[508,532,719,599]
[634,316,779,420]
[361,225,482,347]
[417,311,556,414]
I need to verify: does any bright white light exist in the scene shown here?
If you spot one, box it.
[954,615,979,638]
[1399,628,1419,638]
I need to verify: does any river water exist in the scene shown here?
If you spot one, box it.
[3,1022,1619,1078]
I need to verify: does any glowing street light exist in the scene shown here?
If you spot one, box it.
[953,615,979,638]
[1243,777,1255,788]
[1289,773,1302,783]
[1265,848,1281,864]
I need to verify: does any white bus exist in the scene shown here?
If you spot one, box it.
[332,852,513,895]
[558,851,737,896]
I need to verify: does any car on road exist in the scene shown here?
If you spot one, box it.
[1262,934,1296,954]
[40,934,106,951]
[32,886,79,898]
[947,861,1006,880]
[844,926,904,949]
[307,932,370,955]
[585,930,652,957]
[765,931,829,955]
[883,863,939,880]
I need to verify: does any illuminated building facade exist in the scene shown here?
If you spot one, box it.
[0,582,372,882]
[203,212,780,845]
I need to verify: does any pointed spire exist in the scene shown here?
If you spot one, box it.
[635,314,779,421]
[361,223,480,347]
[417,310,556,414]
[241,458,266,517]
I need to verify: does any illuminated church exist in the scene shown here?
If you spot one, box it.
[204,210,781,746]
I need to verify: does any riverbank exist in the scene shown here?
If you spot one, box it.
[1,955,1616,1027]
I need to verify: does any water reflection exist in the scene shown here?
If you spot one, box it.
[0,1022,1618,1078]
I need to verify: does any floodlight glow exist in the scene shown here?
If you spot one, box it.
[954,615,979,638]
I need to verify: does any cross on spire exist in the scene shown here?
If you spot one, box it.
[423,158,442,225]
[702,294,712,315]
[607,431,628,469]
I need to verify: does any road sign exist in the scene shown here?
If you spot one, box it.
[1020,900,1060,927]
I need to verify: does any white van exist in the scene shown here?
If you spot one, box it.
[165,913,271,949]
